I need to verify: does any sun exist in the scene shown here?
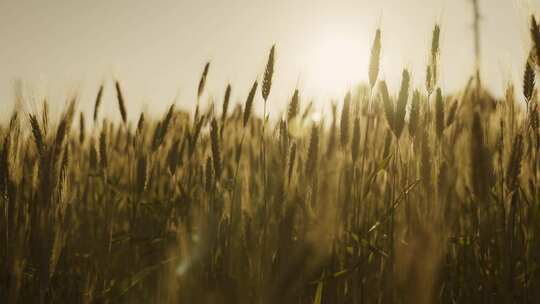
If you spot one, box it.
[305,32,369,98]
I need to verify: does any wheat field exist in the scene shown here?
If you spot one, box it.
[2,15,540,304]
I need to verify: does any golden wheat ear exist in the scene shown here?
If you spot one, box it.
[197,62,210,100]
[262,45,275,101]
[340,91,351,148]
[210,118,222,179]
[394,69,411,139]
[93,84,104,123]
[243,80,258,128]
[220,84,232,137]
[287,89,300,123]
[531,15,540,69]
[369,28,381,89]
[524,58,536,104]
[379,80,394,134]
[79,112,85,144]
[115,80,127,124]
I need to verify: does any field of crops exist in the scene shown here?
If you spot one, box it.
[2,16,540,304]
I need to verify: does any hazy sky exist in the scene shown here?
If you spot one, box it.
[1,0,539,122]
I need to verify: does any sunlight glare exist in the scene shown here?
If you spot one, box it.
[306,32,369,98]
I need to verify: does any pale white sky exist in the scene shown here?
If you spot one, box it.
[1,0,539,122]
